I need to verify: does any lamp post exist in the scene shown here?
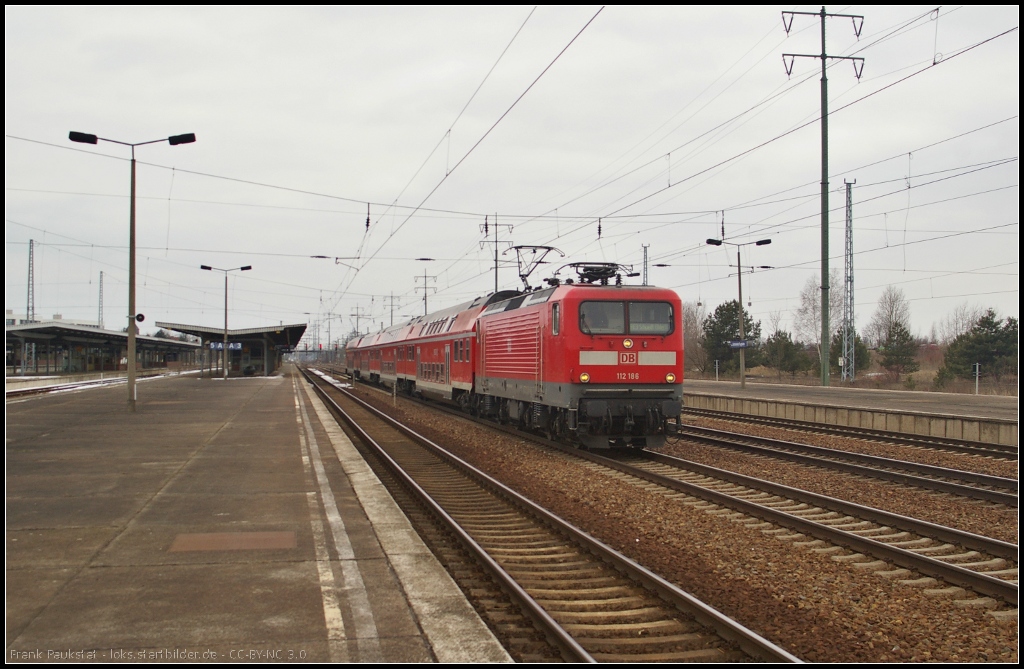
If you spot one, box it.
[201,265,251,379]
[706,237,772,389]
[69,131,196,411]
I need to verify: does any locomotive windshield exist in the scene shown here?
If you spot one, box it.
[628,301,674,334]
[579,301,674,335]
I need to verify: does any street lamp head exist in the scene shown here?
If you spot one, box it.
[415,257,435,261]
[69,132,98,144]
[168,133,197,145]
[240,265,252,271]
[200,265,213,271]
[755,239,772,246]
[706,239,723,246]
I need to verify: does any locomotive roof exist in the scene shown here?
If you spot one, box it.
[346,284,677,350]
[479,282,676,317]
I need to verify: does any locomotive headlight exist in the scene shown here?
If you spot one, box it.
[665,373,677,383]
[579,372,591,383]
[623,338,633,349]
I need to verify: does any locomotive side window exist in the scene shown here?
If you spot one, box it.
[628,302,674,335]
[579,301,625,334]
[552,303,560,335]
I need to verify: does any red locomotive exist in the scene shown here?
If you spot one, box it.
[344,263,683,448]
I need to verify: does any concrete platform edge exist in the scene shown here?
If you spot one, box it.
[298,380,512,663]
[684,391,1018,447]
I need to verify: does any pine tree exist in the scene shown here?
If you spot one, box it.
[938,310,1018,382]
[829,330,871,378]
[701,301,761,373]
[879,322,919,379]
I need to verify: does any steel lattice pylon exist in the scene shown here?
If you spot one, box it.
[842,181,856,382]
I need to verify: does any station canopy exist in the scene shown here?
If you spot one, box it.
[6,321,199,353]
[155,322,307,351]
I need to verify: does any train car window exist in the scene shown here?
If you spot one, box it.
[579,301,625,334]
[552,303,560,335]
[628,302,674,335]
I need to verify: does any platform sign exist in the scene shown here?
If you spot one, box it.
[728,340,749,349]
[210,342,242,350]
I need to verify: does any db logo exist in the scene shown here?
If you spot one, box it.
[619,352,638,364]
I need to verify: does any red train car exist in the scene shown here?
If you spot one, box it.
[344,279,682,449]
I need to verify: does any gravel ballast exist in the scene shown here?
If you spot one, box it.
[345,385,1018,663]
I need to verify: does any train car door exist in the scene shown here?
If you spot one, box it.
[445,344,450,386]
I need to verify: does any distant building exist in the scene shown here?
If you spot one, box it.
[6,311,100,328]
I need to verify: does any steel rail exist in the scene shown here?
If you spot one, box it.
[5,370,184,399]
[679,424,1018,506]
[303,367,802,663]
[596,450,1018,606]
[683,407,1017,459]
[315,366,1017,606]
[301,370,594,662]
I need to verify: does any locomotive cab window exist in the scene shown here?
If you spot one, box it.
[552,303,560,335]
[579,301,674,335]
[628,302,674,335]
[579,301,625,334]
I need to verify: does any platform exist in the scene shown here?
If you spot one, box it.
[683,379,1018,447]
[5,366,510,663]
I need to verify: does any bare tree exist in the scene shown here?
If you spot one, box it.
[793,270,843,366]
[936,302,985,346]
[866,286,912,347]
[682,301,708,375]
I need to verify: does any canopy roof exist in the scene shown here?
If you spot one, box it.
[156,322,307,350]
[6,322,199,352]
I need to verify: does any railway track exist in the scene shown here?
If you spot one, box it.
[5,378,127,398]
[302,368,799,663]
[603,451,1018,608]
[421,398,1020,610]
[682,407,1017,460]
[675,424,1018,507]
[5,370,189,399]
[316,368,1017,611]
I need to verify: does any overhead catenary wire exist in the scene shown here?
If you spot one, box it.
[6,11,1016,332]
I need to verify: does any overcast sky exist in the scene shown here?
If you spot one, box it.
[5,6,1019,348]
